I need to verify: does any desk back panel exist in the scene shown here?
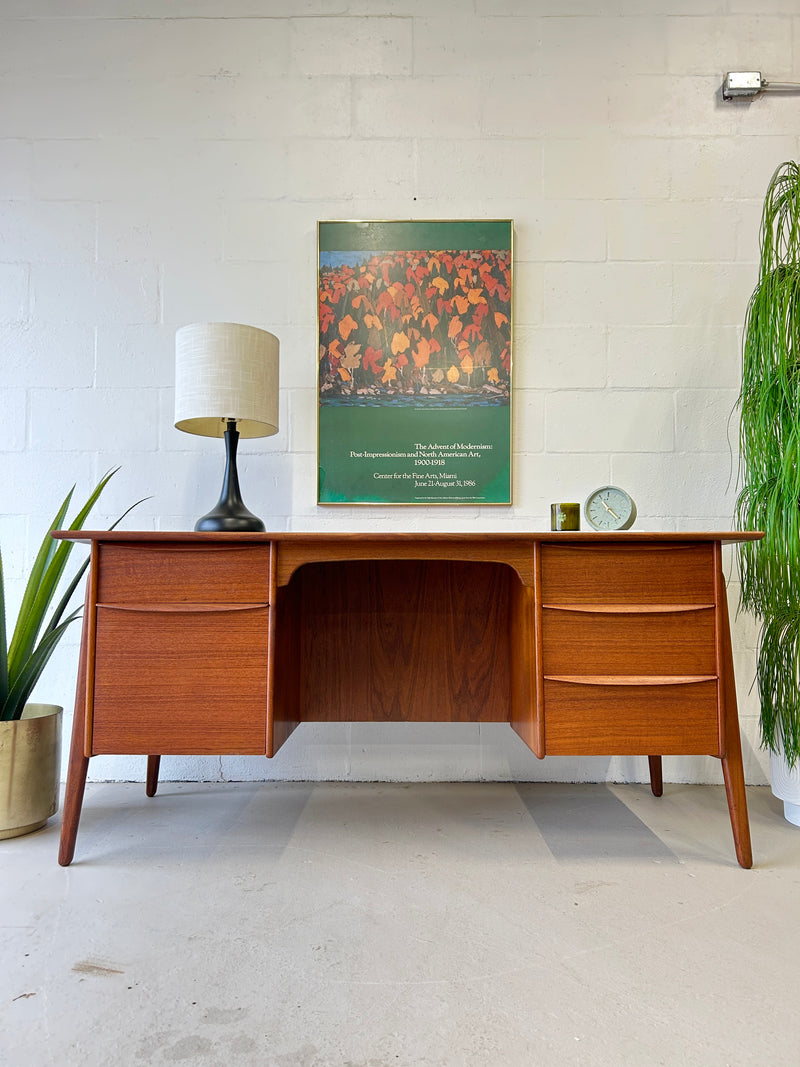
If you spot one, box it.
[295,560,512,723]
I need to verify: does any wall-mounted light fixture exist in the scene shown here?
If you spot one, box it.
[722,71,800,101]
[722,72,764,100]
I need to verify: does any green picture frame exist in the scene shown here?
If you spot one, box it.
[317,219,513,505]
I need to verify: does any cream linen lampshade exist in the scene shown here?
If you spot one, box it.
[174,322,279,531]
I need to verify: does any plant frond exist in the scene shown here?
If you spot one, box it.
[736,160,800,765]
[6,469,118,679]
[0,613,80,722]
[1,469,133,721]
[6,487,74,676]
[40,494,149,642]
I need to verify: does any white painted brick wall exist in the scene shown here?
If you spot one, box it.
[2,0,795,787]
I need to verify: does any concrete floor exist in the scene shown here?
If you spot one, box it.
[3,781,800,1067]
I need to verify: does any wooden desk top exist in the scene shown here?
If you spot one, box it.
[52,531,764,589]
[54,530,763,545]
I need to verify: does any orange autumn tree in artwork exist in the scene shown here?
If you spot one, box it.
[319,248,511,403]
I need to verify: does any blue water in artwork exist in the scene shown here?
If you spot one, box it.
[320,393,509,409]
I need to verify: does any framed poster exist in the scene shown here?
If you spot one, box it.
[317,219,512,505]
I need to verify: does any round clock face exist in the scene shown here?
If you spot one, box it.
[584,485,637,531]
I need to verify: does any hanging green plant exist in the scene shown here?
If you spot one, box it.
[736,160,800,765]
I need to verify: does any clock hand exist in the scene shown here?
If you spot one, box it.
[601,498,620,520]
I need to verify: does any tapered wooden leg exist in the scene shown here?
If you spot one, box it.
[58,749,89,866]
[648,755,663,797]
[722,749,752,869]
[716,553,753,869]
[146,755,161,797]
[58,603,91,867]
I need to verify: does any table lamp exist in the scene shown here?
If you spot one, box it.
[174,322,279,532]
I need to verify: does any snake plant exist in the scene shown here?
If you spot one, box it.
[1,469,124,722]
[736,160,800,766]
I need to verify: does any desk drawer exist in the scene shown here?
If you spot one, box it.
[91,604,269,754]
[96,543,271,604]
[543,678,720,755]
[541,606,717,677]
[540,543,715,607]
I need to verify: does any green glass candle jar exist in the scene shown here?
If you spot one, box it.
[550,503,580,531]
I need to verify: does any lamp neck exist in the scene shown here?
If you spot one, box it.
[221,419,242,500]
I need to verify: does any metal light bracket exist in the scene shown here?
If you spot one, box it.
[722,72,764,100]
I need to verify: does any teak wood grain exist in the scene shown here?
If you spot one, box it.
[297,560,511,723]
[539,541,716,606]
[51,530,762,868]
[92,605,270,754]
[541,607,717,677]
[96,542,271,604]
[542,679,720,754]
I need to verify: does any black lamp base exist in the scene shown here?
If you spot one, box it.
[195,420,265,533]
[194,508,265,533]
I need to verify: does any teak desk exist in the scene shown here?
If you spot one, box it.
[52,530,762,867]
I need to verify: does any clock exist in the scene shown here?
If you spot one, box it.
[584,485,637,531]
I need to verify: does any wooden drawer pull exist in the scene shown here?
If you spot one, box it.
[545,674,717,686]
[542,603,715,614]
[97,602,269,614]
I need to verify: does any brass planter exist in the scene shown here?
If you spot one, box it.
[0,703,62,840]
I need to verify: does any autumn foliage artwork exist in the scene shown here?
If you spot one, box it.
[319,247,511,406]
